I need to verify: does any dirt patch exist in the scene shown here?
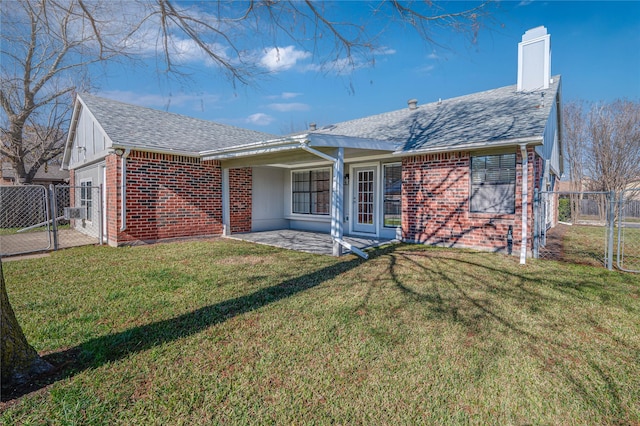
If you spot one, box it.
[538,224,568,261]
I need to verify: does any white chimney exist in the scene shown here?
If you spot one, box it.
[407,99,418,110]
[517,26,551,92]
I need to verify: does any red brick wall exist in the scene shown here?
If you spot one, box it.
[401,148,537,254]
[114,151,223,244]
[228,167,252,233]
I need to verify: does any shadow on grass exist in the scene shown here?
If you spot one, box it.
[380,248,638,423]
[2,254,368,402]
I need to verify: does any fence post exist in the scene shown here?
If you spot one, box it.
[50,184,59,251]
[533,188,539,259]
[616,191,625,270]
[607,191,615,270]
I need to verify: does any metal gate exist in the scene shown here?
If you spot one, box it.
[616,188,640,272]
[0,184,102,257]
[0,185,51,256]
[534,190,614,269]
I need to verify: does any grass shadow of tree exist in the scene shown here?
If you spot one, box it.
[2,254,367,402]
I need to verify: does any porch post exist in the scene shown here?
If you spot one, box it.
[331,148,344,256]
[222,168,230,236]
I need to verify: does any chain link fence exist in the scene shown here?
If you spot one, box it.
[534,190,640,272]
[616,189,640,272]
[534,191,614,268]
[0,184,102,257]
[0,185,51,256]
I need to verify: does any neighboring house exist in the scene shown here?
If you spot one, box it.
[62,26,563,260]
[1,160,69,186]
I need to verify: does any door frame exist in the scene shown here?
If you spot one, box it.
[350,164,378,235]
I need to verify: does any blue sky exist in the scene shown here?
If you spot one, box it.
[96,1,640,136]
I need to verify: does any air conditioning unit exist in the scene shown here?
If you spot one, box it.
[64,207,87,220]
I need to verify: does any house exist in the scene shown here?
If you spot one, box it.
[62,26,562,261]
[1,160,69,186]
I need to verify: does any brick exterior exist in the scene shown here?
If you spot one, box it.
[401,148,538,254]
[111,151,223,245]
[228,167,252,233]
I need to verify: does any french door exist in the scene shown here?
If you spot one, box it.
[352,166,377,233]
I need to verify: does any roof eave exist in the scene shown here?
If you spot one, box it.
[61,96,84,170]
[201,143,304,161]
[111,144,200,158]
[199,135,309,158]
[393,136,544,156]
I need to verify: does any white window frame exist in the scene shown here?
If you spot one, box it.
[80,179,93,222]
[382,163,402,228]
[290,167,331,216]
[470,153,516,214]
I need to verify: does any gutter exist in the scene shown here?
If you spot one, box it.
[394,136,543,157]
[119,148,131,232]
[202,143,303,161]
[199,135,308,158]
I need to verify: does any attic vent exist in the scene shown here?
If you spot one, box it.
[407,99,418,110]
[309,122,317,131]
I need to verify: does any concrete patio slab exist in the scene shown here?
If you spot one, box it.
[0,229,99,257]
[225,229,397,256]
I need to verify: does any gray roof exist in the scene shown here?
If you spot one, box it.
[312,76,561,153]
[1,161,69,183]
[78,93,277,154]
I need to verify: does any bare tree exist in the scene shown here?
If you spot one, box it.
[1,0,493,392]
[586,100,640,194]
[563,101,588,221]
[1,0,123,184]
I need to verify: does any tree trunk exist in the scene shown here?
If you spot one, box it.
[1,258,53,392]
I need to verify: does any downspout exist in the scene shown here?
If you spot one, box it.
[519,144,528,265]
[120,148,131,231]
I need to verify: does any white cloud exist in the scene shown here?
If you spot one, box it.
[266,92,303,100]
[267,103,310,112]
[427,51,439,60]
[260,46,311,72]
[375,47,397,56]
[281,92,302,99]
[417,64,436,74]
[246,113,274,126]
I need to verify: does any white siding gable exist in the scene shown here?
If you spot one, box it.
[67,103,113,169]
[535,90,562,176]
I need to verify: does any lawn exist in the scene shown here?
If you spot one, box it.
[547,223,640,271]
[1,239,639,424]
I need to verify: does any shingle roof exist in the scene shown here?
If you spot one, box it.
[1,161,69,182]
[78,93,277,154]
[312,76,561,153]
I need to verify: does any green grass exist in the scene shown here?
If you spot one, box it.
[0,223,70,235]
[1,240,639,424]
[555,224,640,270]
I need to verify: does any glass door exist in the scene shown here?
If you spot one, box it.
[353,166,377,234]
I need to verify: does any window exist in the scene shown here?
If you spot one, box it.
[292,169,330,215]
[470,153,516,214]
[383,164,402,227]
[80,180,93,221]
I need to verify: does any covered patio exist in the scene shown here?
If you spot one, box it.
[224,230,398,257]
